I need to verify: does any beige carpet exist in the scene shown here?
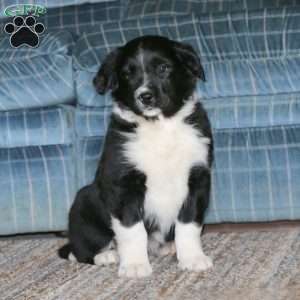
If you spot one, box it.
[1,228,300,300]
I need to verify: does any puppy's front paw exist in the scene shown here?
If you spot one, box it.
[118,262,152,278]
[178,254,213,272]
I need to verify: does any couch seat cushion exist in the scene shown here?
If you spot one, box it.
[0,144,76,235]
[74,106,300,224]
[207,124,300,223]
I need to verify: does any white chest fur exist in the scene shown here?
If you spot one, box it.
[121,101,210,235]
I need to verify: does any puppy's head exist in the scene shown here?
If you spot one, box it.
[93,36,205,118]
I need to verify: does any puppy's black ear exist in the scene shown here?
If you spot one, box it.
[172,41,205,81]
[93,48,121,94]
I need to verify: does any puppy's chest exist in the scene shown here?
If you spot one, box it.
[124,119,207,172]
[123,118,209,232]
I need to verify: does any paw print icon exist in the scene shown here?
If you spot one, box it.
[4,16,45,48]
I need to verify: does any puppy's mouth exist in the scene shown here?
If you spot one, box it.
[142,107,161,118]
[135,104,160,119]
[136,99,162,117]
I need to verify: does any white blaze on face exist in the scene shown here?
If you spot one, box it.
[138,46,147,81]
[134,47,149,99]
[134,47,162,117]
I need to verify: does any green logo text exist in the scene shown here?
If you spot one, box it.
[4,4,47,17]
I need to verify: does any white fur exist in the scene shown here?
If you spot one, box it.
[138,46,147,81]
[143,108,161,117]
[135,47,149,100]
[112,104,138,123]
[68,252,77,262]
[175,221,213,271]
[94,250,118,266]
[134,85,149,100]
[111,218,152,278]
[120,99,210,236]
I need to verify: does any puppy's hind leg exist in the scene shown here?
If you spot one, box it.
[67,184,115,265]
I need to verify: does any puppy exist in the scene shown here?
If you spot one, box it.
[59,35,213,278]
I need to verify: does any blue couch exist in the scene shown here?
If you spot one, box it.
[0,0,300,235]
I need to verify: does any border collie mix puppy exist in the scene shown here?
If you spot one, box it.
[59,35,213,278]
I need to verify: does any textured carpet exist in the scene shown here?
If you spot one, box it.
[1,229,300,300]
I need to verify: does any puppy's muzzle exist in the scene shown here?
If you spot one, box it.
[135,86,157,108]
[138,91,155,107]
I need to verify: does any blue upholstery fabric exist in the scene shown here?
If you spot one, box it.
[38,1,123,35]
[75,106,110,138]
[124,0,300,18]
[0,3,122,36]
[74,106,300,224]
[75,92,300,132]
[77,137,104,188]
[1,2,300,234]
[0,103,76,235]
[208,125,300,223]
[204,94,300,130]
[0,144,76,235]
[0,31,74,60]
[0,0,118,18]
[0,32,75,111]
[72,6,300,227]
[0,106,74,148]
[74,8,300,128]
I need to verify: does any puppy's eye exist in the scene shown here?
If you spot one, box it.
[122,70,131,79]
[122,66,136,80]
[158,64,170,75]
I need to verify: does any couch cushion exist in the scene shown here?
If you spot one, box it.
[0,144,76,235]
[75,105,110,138]
[73,7,300,129]
[74,109,300,224]
[77,136,104,188]
[0,32,75,111]
[75,104,300,224]
[204,93,300,130]
[75,95,300,146]
[207,124,300,223]
[0,106,74,148]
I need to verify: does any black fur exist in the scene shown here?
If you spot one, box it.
[58,35,213,266]
[95,35,205,118]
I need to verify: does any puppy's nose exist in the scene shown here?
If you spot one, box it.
[139,92,154,106]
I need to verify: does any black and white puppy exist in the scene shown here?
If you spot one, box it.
[59,35,213,278]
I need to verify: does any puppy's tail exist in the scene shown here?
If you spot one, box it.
[58,244,71,259]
